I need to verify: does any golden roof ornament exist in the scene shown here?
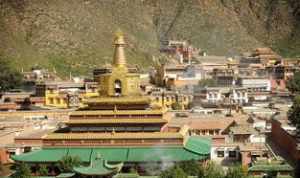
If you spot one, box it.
[113,29,127,67]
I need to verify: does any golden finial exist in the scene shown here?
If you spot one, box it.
[114,29,126,45]
[115,28,123,38]
[113,29,126,66]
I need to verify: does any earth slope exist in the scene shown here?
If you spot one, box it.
[0,0,299,76]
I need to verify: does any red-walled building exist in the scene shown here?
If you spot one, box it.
[270,118,300,164]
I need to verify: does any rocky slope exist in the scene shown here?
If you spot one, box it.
[0,0,299,76]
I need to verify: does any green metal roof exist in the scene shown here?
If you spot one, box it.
[67,148,92,162]
[12,136,211,163]
[92,148,128,162]
[127,147,207,162]
[11,148,68,162]
[248,163,293,172]
[73,154,122,176]
[184,136,211,154]
[12,147,209,163]
[56,173,75,178]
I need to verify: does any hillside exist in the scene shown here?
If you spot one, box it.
[0,0,299,77]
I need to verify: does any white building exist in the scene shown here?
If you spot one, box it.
[211,145,239,162]
[232,88,248,104]
[204,87,248,105]
[238,78,271,92]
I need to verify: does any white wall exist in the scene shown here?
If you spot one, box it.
[253,120,267,129]
[250,134,266,143]
[232,90,248,104]
[241,79,271,91]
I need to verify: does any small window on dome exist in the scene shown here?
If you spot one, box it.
[114,80,122,96]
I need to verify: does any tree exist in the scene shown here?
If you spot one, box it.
[287,72,300,94]
[177,160,200,176]
[160,165,188,178]
[58,155,81,172]
[198,79,217,87]
[37,165,48,176]
[11,162,32,178]
[200,161,225,178]
[288,95,300,131]
[225,164,247,178]
[0,58,23,92]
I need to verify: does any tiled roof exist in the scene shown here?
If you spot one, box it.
[230,125,257,135]
[168,117,235,132]
[66,118,167,124]
[70,110,163,116]
[44,132,183,140]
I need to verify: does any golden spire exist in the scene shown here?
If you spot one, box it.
[113,30,127,67]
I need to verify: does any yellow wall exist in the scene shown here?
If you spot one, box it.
[45,90,99,108]
[151,94,192,110]
[97,66,140,97]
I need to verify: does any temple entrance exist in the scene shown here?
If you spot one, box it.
[114,80,122,96]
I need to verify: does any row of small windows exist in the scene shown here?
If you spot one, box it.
[48,97,83,104]
[208,92,247,98]
[48,88,97,94]
[192,129,220,136]
[217,150,237,158]
[154,96,192,102]
[45,138,182,146]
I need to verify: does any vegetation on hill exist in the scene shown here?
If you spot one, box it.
[0,56,23,92]
[0,0,299,77]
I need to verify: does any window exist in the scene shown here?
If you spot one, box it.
[217,151,224,157]
[49,98,54,104]
[114,80,122,96]
[155,97,159,102]
[214,93,218,98]
[229,151,236,158]
[56,98,61,104]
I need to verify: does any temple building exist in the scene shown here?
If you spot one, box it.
[12,32,211,177]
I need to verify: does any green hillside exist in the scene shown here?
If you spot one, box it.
[0,0,299,77]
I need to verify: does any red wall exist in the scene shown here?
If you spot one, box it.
[271,119,300,163]
[0,148,10,164]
